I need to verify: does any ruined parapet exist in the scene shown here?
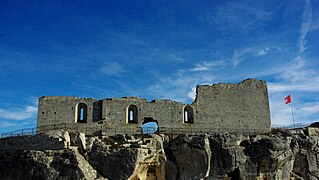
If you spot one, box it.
[37,96,101,128]
[36,78,271,135]
[193,79,270,134]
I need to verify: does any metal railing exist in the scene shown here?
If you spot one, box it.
[271,121,319,130]
[1,122,267,139]
[2,119,317,139]
[0,123,140,138]
[159,127,257,136]
[1,123,67,139]
[0,128,37,138]
[36,123,67,132]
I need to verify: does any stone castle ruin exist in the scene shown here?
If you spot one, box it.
[37,78,271,135]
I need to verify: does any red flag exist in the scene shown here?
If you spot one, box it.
[285,95,291,104]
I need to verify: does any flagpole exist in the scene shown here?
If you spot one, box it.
[290,100,295,128]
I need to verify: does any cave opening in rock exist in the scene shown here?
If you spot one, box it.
[142,117,159,134]
[146,167,157,180]
[227,167,240,179]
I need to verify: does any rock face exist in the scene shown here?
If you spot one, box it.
[88,140,137,180]
[0,150,84,180]
[0,128,319,180]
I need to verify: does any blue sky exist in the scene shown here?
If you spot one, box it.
[0,0,319,134]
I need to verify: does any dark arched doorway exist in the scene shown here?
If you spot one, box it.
[141,117,159,134]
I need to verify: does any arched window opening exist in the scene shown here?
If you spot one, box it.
[183,105,194,124]
[127,105,138,124]
[77,103,87,123]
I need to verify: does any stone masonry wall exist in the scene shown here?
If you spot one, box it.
[37,78,271,135]
[37,96,98,127]
[193,78,270,134]
[103,97,188,129]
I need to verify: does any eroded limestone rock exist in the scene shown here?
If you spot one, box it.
[87,138,137,180]
[0,150,84,180]
[1,128,319,180]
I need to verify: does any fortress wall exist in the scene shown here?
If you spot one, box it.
[37,96,97,127]
[102,97,147,128]
[143,99,190,128]
[36,78,271,135]
[102,98,190,129]
[193,79,270,133]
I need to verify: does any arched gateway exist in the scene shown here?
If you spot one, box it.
[142,117,159,134]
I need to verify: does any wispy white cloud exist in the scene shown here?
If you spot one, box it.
[23,96,39,107]
[0,121,16,128]
[190,60,226,72]
[270,0,316,84]
[213,2,273,30]
[299,102,319,113]
[277,0,312,84]
[299,0,312,55]
[268,81,319,93]
[167,52,186,61]
[231,48,255,68]
[257,47,280,56]
[187,87,196,100]
[269,0,319,126]
[100,62,125,76]
[231,46,281,68]
[0,106,37,120]
[221,0,318,127]
[146,71,215,103]
[257,48,270,56]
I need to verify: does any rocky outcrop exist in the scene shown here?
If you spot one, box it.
[0,130,70,151]
[88,138,137,180]
[164,134,211,179]
[0,149,84,180]
[0,128,319,179]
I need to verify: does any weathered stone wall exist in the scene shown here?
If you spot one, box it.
[103,97,187,129]
[37,96,99,128]
[37,78,271,135]
[193,78,271,134]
